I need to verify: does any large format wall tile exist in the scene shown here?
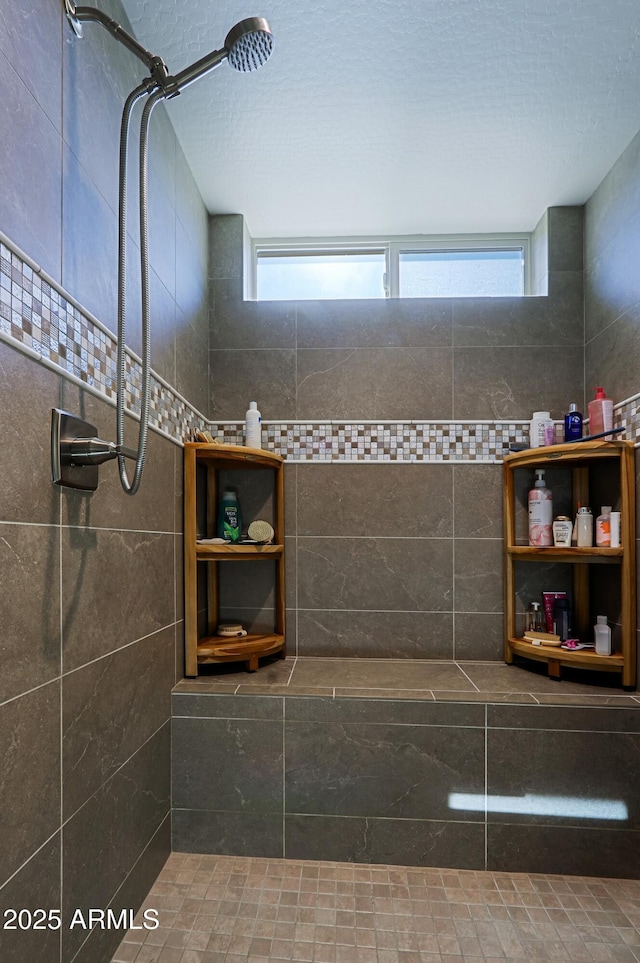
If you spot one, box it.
[0,50,62,278]
[547,207,585,272]
[0,523,60,703]
[0,0,62,132]
[70,817,171,963]
[62,528,175,671]
[585,301,640,407]
[284,720,485,820]
[210,348,297,421]
[453,464,502,538]
[172,809,283,858]
[172,716,283,812]
[0,835,61,963]
[487,728,640,829]
[63,625,175,818]
[454,538,503,613]
[62,0,140,212]
[297,536,453,612]
[488,823,640,879]
[0,682,60,885]
[585,217,640,344]
[296,347,453,420]
[172,691,283,719]
[453,284,582,348]
[297,610,454,659]
[0,330,61,526]
[211,278,295,349]
[61,145,119,331]
[176,304,210,418]
[62,723,170,963]
[60,390,176,534]
[454,612,504,661]
[296,464,453,537]
[296,297,453,349]
[285,814,485,869]
[209,214,244,281]
[453,346,584,419]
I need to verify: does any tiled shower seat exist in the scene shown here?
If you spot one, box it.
[172,659,640,881]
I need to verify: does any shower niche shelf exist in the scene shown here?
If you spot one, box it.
[183,442,285,675]
[503,440,636,688]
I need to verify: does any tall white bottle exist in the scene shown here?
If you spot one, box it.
[245,401,262,449]
[528,469,553,546]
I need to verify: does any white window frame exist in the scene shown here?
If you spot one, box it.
[251,233,531,300]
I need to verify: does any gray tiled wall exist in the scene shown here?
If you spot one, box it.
[209,209,585,662]
[172,691,640,878]
[584,127,640,684]
[0,2,208,962]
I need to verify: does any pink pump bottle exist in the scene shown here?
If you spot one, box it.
[588,387,613,438]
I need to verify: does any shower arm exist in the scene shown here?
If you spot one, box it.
[64,1,170,87]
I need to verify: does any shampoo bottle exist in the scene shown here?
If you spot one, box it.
[588,387,613,438]
[218,488,242,543]
[594,615,612,656]
[528,469,553,546]
[563,403,583,442]
[245,401,262,449]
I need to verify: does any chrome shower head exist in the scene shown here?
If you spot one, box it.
[225,18,274,72]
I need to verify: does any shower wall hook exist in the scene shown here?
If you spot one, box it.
[51,408,137,492]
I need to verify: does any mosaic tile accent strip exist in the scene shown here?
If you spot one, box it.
[3,238,640,461]
[209,421,531,462]
[0,242,206,444]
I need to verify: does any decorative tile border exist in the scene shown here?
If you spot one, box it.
[0,240,206,444]
[210,421,531,462]
[2,235,640,463]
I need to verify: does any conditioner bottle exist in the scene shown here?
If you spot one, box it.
[245,401,262,449]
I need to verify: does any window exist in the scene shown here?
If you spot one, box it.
[256,248,386,300]
[253,235,530,300]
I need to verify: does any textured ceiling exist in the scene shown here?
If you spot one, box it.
[119,0,640,238]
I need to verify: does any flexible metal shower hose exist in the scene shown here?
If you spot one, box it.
[116,83,163,495]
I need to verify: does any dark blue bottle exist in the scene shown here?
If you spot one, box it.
[564,403,583,442]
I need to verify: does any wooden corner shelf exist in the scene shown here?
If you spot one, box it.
[503,440,636,688]
[184,442,286,676]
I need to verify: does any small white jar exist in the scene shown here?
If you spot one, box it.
[552,516,573,547]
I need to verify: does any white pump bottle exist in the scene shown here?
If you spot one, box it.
[528,469,553,546]
[245,401,262,449]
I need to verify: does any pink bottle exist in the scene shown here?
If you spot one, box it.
[588,387,613,438]
[528,469,553,546]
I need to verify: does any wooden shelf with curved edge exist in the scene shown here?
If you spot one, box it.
[197,633,285,673]
[507,546,623,562]
[503,439,636,689]
[196,543,284,561]
[184,442,286,676]
[508,637,624,679]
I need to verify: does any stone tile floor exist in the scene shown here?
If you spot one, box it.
[111,852,640,963]
[174,657,640,707]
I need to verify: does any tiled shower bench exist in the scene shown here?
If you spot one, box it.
[171,658,640,880]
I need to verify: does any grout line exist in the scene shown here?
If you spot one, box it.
[484,702,488,872]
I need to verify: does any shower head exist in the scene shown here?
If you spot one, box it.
[169,16,274,94]
[225,17,274,72]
